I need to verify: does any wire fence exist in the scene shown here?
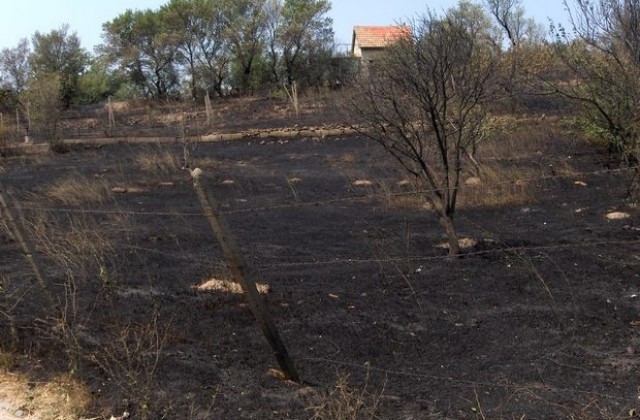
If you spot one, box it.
[3,161,636,274]
[8,163,639,219]
[3,154,638,273]
[2,145,639,412]
[302,356,638,404]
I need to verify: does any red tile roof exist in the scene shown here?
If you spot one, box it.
[352,25,410,49]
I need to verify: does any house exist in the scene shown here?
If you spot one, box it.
[351,25,410,63]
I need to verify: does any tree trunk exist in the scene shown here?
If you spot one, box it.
[190,62,197,100]
[439,215,460,257]
[242,57,254,94]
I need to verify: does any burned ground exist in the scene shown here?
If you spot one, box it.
[0,101,639,419]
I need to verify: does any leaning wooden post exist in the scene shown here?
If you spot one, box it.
[190,168,300,382]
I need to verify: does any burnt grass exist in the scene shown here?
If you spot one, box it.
[1,99,640,419]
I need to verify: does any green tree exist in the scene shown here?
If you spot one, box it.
[163,0,206,99]
[101,9,181,99]
[265,0,283,84]
[189,0,233,96]
[227,0,269,93]
[76,58,123,104]
[346,6,499,256]
[163,0,234,98]
[265,0,334,86]
[30,25,88,107]
[0,38,31,93]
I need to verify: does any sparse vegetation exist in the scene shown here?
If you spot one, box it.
[135,146,182,174]
[90,310,168,418]
[0,372,91,419]
[310,372,386,420]
[20,72,63,149]
[0,93,637,418]
[1,0,640,418]
[459,164,538,209]
[44,176,111,206]
[546,0,640,199]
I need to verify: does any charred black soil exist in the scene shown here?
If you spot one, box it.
[1,101,639,419]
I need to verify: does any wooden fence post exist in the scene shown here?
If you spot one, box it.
[15,108,20,137]
[204,92,213,126]
[107,96,116,130]
[190,168,300,382]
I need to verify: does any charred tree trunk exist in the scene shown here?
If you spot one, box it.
[439,214,460,257]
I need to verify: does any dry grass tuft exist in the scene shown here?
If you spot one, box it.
[372,179,430,210]
[34,375,92,419]
[478,115,552,160]
[326,153,357,166]
[90,311,168,411]
[310,372,385,420]
[135,149,181,173]
[549,159,580,178]
[460,164,540,209]
[45,176,111,206]
[195,156,221,170]
[28,209,124,278]
[24,207,131,359]
[0,372,91,419]
[0,350,16,372]
[385,193,430,210]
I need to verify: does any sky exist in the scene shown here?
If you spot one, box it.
[0,0,571,53]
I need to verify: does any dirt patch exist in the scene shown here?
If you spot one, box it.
[193,278,271,294]
[606,211,631,220]
[435,237,479,250]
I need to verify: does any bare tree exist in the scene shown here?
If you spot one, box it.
[485,0,548,97]
[486,0,525,47]
[346,7,498,256]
